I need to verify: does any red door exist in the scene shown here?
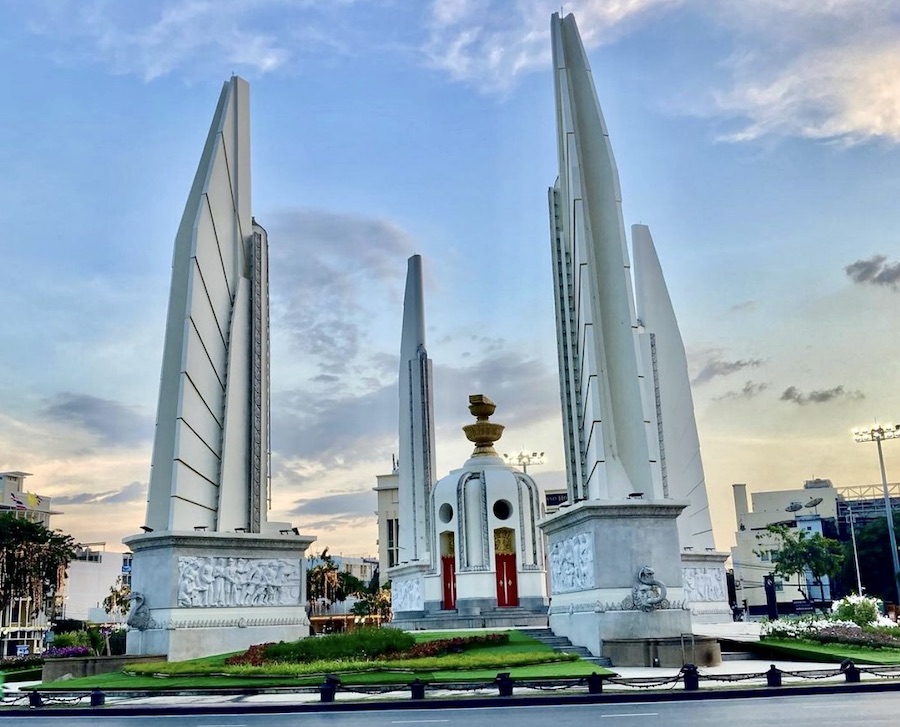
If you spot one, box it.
[495,553,519,607]
[442,555,457,610]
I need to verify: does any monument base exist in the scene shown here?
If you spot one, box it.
[122,530,315,662]
[603,636,721,667]
[540,499,721,666]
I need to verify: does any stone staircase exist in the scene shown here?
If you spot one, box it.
[519,628,613,668]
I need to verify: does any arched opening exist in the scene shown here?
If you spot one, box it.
[493,527,518,607]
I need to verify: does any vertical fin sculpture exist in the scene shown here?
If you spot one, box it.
[145,77,269,533]
[633,224,715,550]
[549,13,662,504]
[397,254,436,565]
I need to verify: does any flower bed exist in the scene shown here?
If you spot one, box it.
[761,595,900,651]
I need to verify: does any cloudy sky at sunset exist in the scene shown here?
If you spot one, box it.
[3,0,900,557]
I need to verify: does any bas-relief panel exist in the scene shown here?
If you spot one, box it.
[548,531,595,594]
[177,556,301,607]
[682,567,727,603]
[391,576,424,612]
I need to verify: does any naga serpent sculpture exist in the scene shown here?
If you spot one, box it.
[631,565,668,611]
[126,591,152,631]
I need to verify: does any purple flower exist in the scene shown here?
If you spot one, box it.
[43,646,93,658]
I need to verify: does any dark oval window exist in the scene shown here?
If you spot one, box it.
[439,503,454,523]
[492,499,512,520]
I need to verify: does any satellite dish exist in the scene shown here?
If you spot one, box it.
[785,502,803,513]
[806,497,824,508]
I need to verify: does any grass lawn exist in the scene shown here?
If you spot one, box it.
[35,630,611,691]
[757,638,900,665]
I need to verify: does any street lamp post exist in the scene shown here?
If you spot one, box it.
[848,506,863,595]
[853,423,900,605]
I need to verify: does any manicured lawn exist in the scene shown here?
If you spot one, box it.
[758,638,900,665]
[35,630,611,691]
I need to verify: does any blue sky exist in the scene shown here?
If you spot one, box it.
[3,0,900,556]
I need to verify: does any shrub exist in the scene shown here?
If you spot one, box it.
[832,595,886,627]
[0,656,44,670]
[396,633,509,658]
[227,628,417,666]
[51,631,92,650]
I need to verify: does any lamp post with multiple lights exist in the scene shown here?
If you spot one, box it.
[502,450,545,474]
[853,422,900,604]
[848,506,863,595]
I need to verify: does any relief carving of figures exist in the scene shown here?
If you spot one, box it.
[682,567,727,603]
[391,577,423,612]
[177,556,301,607]
[548,532,594,594]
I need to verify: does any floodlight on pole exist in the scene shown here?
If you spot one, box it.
[853,422,900,605]
[502,450,546,474]
[848,506,863,595]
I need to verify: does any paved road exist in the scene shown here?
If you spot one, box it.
[3,692,900,726]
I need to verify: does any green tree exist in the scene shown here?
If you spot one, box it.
[760,524,844,603]
[307,549,340,607]
[0,513,77,618]
[350,581,392,619]
[840,512,900,603]
[103,575,131,617]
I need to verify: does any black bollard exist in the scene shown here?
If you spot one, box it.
[28,691,43,708]
[766,665,782,688]
[842,660,861,683]
[90,688,105,707]
[495,672,514,697]
[682,663,700,691]
[320,674,341,703]
[410,679,426,700]
[586,672,603,694]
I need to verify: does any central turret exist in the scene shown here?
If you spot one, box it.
[462,394,505,457]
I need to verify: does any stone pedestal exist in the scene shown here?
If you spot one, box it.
[122,530,315,661]
[681,550,731,624]
[540,499,721,667]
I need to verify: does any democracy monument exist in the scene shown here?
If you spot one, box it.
[538,12,725,666]
[122,12,727,667]
[123,77,314,661]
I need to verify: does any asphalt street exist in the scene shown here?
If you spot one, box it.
[2,692,900,726]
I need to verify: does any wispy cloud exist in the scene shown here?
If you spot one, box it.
[845,254,900,290]
[26,0,353,81]
[691,355,763,385]
[52,480,146,506]
[422,0,680,93]
[715,380,769,401]
[268,208,415,376]
[41,393,153,447]
[707,1,900,144]
[289,490,375,518]
[780,385,864,406]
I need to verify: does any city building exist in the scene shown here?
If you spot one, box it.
[0,471,59,657]
[730,477,900,616]
[63,544,132,624]
[731,480,839,616]
[374,464,400,574]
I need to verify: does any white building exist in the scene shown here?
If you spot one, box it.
[731,480,839,615]
[63,545,132,624]
[374,465,400,574]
